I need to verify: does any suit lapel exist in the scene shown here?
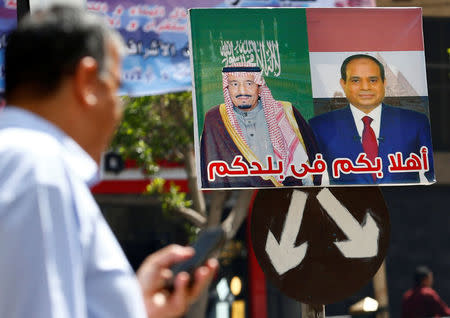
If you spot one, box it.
[378,104,402,158]
[378,104,400,182]
[341,106,372,183]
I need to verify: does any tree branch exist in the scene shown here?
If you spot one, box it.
[207,190,228,227]
[221,190,254,240]
[183,145,206,216]
[175,206,207,228]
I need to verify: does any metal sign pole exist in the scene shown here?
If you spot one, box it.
[373,260,390,318]
[301,303,325,318]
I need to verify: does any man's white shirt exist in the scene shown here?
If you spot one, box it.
[0,106,147,318]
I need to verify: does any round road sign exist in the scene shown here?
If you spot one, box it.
[250,187,390,304]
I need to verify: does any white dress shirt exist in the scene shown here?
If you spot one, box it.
[0,107,147,318]
[349,103,382,144]
[348,103,427,182]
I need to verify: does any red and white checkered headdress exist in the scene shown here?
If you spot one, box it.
[222,62,303,178]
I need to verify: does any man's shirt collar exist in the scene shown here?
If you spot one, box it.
[349,103,382,123]
[0,106,98,185]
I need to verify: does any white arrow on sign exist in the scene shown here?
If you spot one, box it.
[265,190,309,275]
[316,188,379,258]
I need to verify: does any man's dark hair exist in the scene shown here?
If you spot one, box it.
[414,265,431,287]
[340,54,385,82]
[5,5,121,100]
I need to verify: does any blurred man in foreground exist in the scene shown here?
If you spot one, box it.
[0,5,217,318]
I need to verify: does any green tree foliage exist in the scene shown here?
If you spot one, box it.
[146,177,192,214]
[111,92,194,176]
[111,92,195,214]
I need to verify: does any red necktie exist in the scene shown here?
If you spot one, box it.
[362,116,378,181]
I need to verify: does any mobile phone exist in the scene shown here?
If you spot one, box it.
[165,226,226,291]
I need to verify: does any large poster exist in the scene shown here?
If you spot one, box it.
[190,8,435,189]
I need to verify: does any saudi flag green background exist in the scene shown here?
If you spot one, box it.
[189,8,313,135]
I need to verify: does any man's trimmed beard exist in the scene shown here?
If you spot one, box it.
[233,95,259,109]
[236,104,252,109]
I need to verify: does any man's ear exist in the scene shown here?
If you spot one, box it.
[340,78,346,90]
[73,56,99,108]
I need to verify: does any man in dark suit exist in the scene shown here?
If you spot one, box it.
[309,54,434,184]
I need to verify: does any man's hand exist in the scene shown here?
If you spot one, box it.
[136,244,219,318]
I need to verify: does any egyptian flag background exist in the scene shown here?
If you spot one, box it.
[306,8,429,118]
